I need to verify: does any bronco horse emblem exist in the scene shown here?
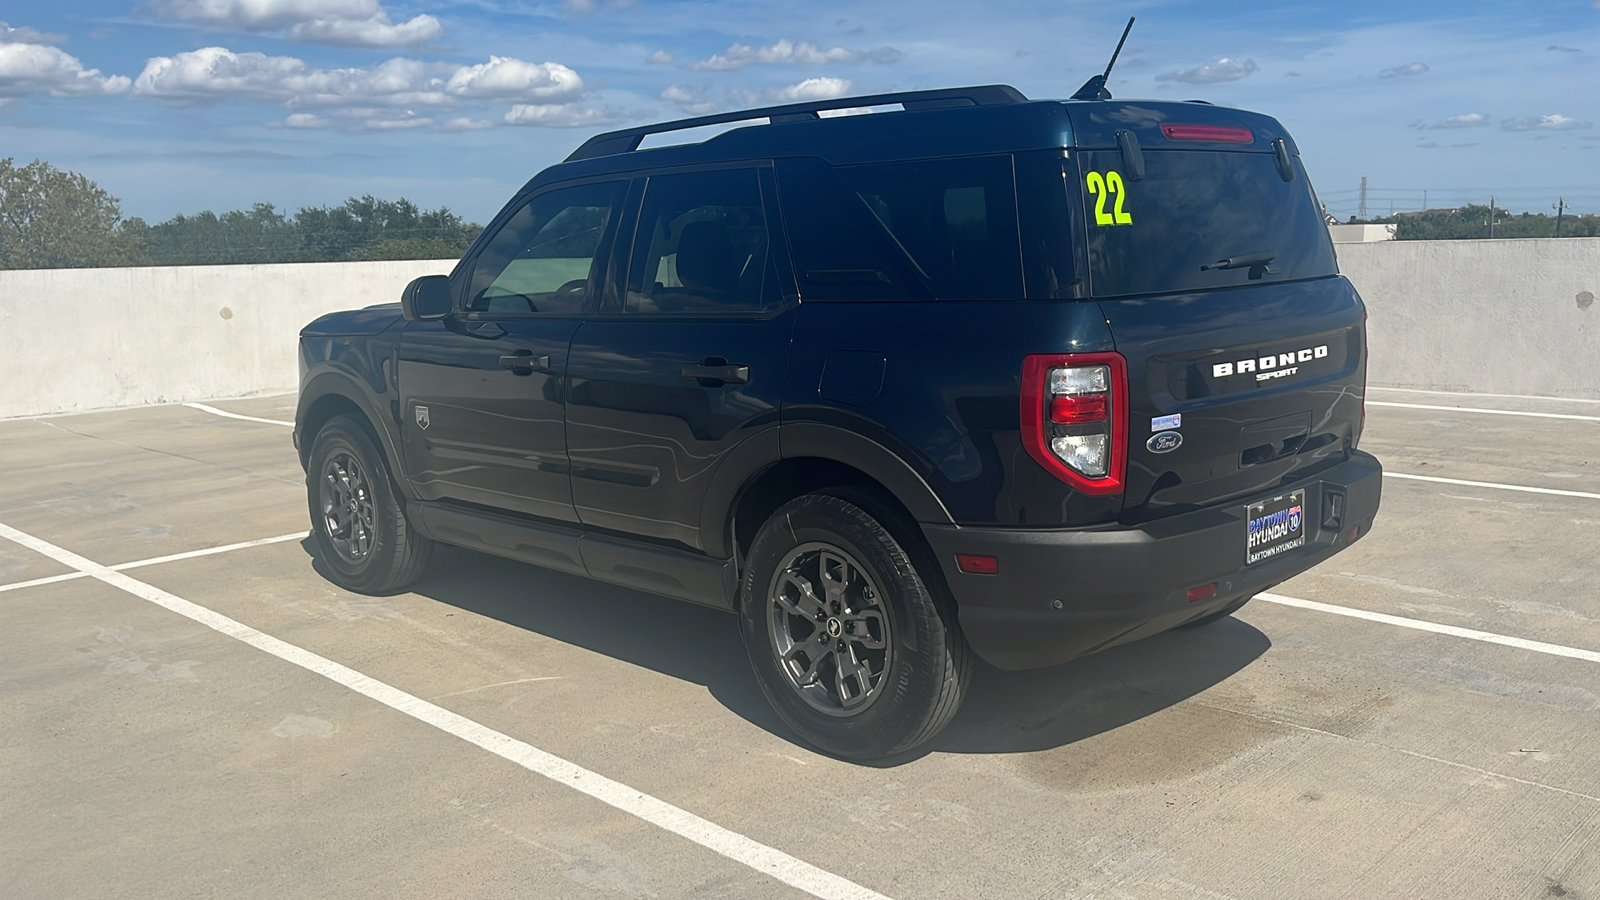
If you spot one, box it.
[414,405,430,430]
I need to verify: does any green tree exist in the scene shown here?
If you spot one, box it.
[137,203,305,266]
[0,158,146,269]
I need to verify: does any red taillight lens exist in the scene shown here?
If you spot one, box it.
[1050,394,1109,424]
[1160,124,1254,144]
[1020,352,1128,496]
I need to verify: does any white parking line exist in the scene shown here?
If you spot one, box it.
[0,532,309,594]
[1368,401,1600,423]
[0,519,894,900]
[1369,387,1600,405]
[184,402,294,427]
[1386,472,1600,501]
[1258,593,1600,664]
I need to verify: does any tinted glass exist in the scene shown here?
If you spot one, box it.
[468,181,623,315]
[835,155,1024,300]
[773,157,923,303]
[625,168,777,314]
[1077,150,1337,298]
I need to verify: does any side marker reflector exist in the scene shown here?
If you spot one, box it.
[1186,583,1218,602]
[955,554,999,575]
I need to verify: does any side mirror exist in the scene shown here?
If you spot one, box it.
[401,275,452,321]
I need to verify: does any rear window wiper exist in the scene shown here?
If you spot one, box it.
[1200,252,1279,280]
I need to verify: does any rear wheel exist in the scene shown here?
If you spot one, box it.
[307,415,431,594]
[740,491,971,760]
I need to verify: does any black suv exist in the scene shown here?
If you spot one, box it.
[295,84,1381,760]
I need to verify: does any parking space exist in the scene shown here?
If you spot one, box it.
[3,391,1598,898]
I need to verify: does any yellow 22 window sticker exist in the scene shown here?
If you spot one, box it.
[1085,170,1133,226]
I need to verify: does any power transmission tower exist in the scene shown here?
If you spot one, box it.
[1358,177,1368,220]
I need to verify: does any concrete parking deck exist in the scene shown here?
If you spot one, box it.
[3,389,1598,899]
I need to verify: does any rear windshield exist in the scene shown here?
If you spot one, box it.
[1075,150,1336,298]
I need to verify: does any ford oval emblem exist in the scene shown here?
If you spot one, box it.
[1147,431,1183,454]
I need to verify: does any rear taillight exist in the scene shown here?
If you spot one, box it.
[1020,352,1128,495]
[1160,124,1254,144]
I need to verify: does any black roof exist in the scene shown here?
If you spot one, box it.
[522,84,1296,192]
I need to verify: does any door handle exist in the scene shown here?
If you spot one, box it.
[681,363,749,385]
[499,353,550,374]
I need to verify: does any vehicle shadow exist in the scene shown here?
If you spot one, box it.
[370,545,1272,765]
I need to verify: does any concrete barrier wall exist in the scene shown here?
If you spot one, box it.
[1,239,1597,418]
[1338,238,1600,400]
[0,259,457,418]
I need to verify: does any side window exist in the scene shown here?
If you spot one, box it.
[468,181,623,315]
[835,155,1024,300]
[624,169,778,315]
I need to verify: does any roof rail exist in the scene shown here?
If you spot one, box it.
[564,84,1029,162]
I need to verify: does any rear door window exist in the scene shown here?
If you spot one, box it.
[1076,150,1336,298]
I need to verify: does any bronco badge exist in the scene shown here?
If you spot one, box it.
[415,405,430,430]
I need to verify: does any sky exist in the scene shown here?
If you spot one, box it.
[2,0,1598,224]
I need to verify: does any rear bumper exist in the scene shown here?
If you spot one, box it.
[922,450,1382,670]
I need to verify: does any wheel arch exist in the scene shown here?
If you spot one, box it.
[297,372,408,496]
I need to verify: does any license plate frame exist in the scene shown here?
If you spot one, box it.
[1246,489,1307,565]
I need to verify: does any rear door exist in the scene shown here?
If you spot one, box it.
[398,180,626,523]
[1069,141,1364,521]
[564,165,797,551]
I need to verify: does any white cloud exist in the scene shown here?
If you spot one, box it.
[770,77,853,102]
[133,47,586,115]
[153,0,442,48]
[1415,112,1487,129]
[133,48,453,106]
[363,113,431,130]
[503,102,616,127]
[1501,114,1594,132]
[445,56,582,101]
[646,50,673,65]
[441,116,494,131]
[1379,62,1429,78]
[661,83,715,114]
[1,21,66,44]
[1155,57,1258,84]
[288,14,441,48]
[687,39,901,71]
[282,111,326,127]
[0,41,130,98]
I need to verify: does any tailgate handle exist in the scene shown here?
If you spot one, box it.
[1240,412,1311,468]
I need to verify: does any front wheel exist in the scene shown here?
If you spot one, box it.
[739,492,971,760]
[306,415,432,594]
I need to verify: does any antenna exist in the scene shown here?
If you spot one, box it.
[1070,17,1136,101]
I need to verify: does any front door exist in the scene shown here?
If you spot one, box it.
[398,180,626,523]
[565,166,796,551]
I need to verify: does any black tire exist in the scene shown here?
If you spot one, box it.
[739,491,972,760]
[306,415,432,594]
[1176,595,1252,629]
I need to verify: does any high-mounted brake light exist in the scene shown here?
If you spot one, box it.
[1160,124,1254,144]
[1020,352,1128,495]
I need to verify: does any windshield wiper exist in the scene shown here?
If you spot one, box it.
[1200,252,1277,272]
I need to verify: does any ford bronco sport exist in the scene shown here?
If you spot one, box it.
[295,82,1381,760]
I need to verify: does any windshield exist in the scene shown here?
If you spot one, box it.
[1075,149,1337,299]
